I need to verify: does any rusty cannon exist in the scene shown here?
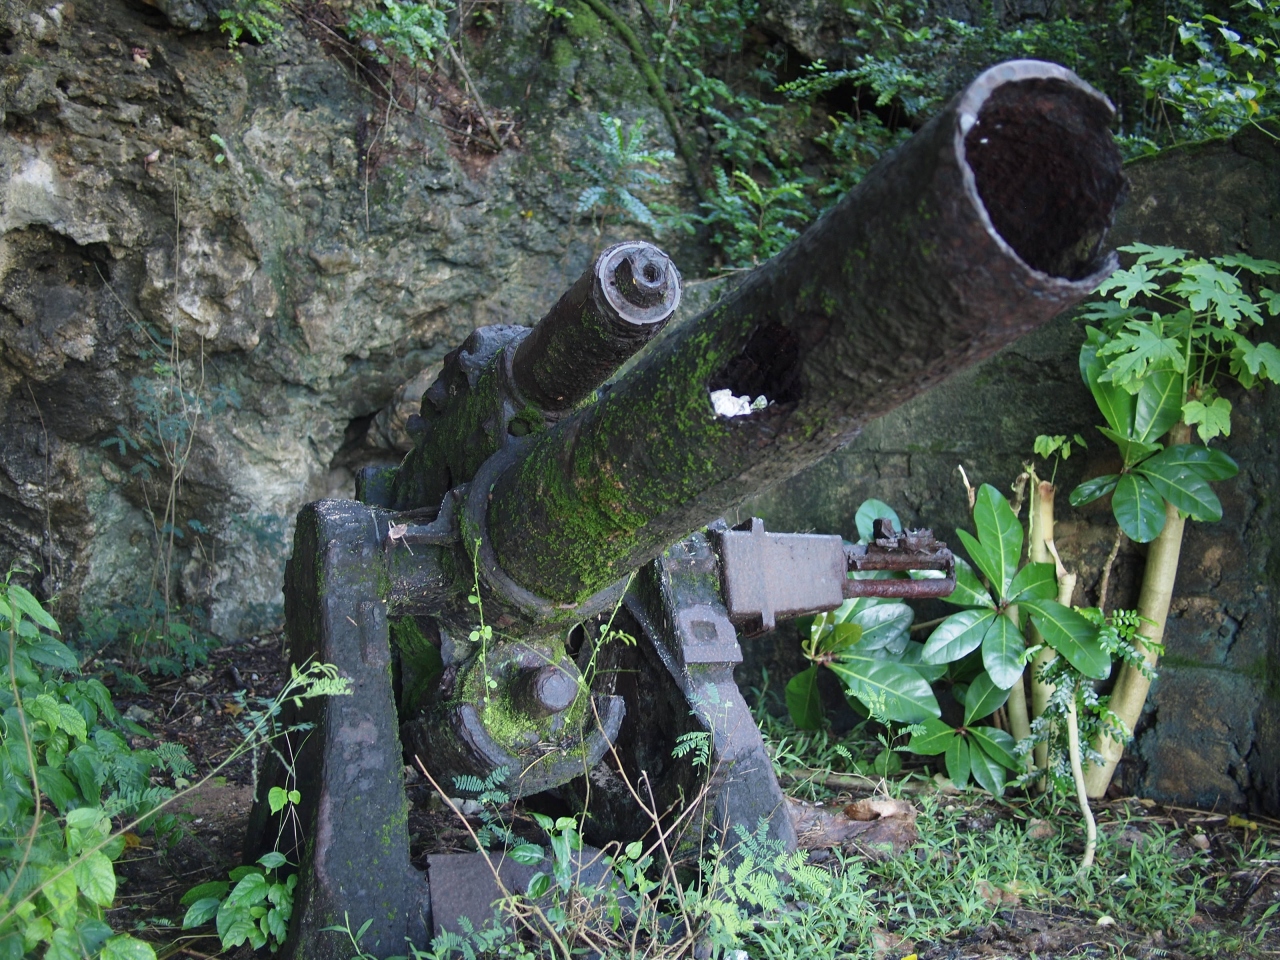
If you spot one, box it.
[246,60,1126,958]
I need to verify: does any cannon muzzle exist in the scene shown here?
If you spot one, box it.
[482,60,1126,609]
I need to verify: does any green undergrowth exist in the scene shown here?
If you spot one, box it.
[749,706,1278,959]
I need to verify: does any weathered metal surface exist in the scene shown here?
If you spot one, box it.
[844,518,957,600]
[485,61,1123,608]
[714,517,956,627]
[372,242,679,513]
[245,501,431,960]
[553,531,795,854]
[510,240,680,414]
[715,518,845,632]
[256,59,1128,957]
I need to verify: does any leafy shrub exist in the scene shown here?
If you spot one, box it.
[348,0,454,68]
[219,0,285,49]
[181,853,297,953]
[575,114,674,235]
[0,571,190,960]
[1127,0,1279,153]
[699,167,813,267]
[1070,244,1279,540]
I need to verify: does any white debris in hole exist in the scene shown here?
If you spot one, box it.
[710,388,768,417]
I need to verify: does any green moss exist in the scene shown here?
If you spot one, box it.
[566,1,602,41]
[391,616,443,715]
[550,36,575,69]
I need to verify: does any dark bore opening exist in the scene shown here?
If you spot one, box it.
[709,322,803,411]
[964,78,1125,281]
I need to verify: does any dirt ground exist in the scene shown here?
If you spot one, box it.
[106,637,1280,960]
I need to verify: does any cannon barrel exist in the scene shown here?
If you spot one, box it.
[482,60,1126,608]
[511,240,681,412]
[381,240,679,511]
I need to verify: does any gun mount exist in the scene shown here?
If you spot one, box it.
[247,61,1126,958]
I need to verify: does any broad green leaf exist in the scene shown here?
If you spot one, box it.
[42,869,78,928]
[266,907,289,944]
[181,881,229,907]
[945,736,970,790]
[1147,443,1238,482]
[785,666,824,730]
[1120,242,1188,267]
[850,603,913,653]
[227,865,262,883]
[921,609,996,664]
[968,726,1019,771]
[1096,261,1162,305]
[5,583,60,632]
[227,872,269,907]
[972,484,1022,601]
[904,717,954,756]
[257,851,287,870]
[1133,369,1183,443]
[855,499,901,542]
[1081,332,1136,435]
[56,703,87,742]
[26,638,79,672]
[73,851,116,907]
[268,786,289,815]
[967,739,1009,797]
[963,672,1011,725]
[1008,562,1057,603]
[939,556,994,608]
[817,621,862,655]
[45,929,80,960]
[1173,261,1255,325]
[509,843,545,866]
[1021,598,1111,679]
[1098,426,1162,468]
[64,806,108,834]
[526,872,551,899]
[1217,252,1280,275]
[1098,319,1186,389]
[1113,473,1166,542]
[37,766,79,813]
[1069,474,1119,507]
[828,655,941,723]
[100,936,157,960]
[218,914,258,949]
[184,901,221,931]
[74,920,113,957]
[1234,340,1280,383]
[899,641,947,683]
[981,614,1025,690]
[955,529,997,597]
[1138,461,1222,522]
[1181,397,1233,442]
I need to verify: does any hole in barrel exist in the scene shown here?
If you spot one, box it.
[964,77,1125,281]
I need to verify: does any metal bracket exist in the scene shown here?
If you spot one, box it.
[714,517,957,631]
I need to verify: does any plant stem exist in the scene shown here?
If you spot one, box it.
[1027,477,1057,777]
[1002,604,1032,766]
[577,0,708,203]
[1084,423,1191,797]
[1066,684,1097,875]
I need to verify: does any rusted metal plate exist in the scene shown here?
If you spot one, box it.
[844,518,956,599]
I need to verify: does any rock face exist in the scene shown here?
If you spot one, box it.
[745,123,1280,814]
[0,0,686,637]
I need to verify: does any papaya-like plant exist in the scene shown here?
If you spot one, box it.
[1068,244,1279,796]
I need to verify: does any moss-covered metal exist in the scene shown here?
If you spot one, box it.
[488,63,1126,605]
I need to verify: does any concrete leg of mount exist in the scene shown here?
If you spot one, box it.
[246,499,430,960]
